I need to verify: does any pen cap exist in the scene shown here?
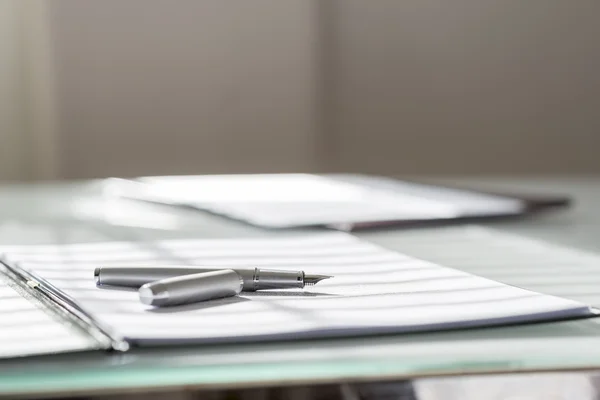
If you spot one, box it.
[139,269,243,307]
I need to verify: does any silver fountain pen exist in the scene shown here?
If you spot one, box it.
[94,266,331,291]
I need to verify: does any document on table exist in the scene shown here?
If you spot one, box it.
[109,174,527,228]
[1,232,593,346]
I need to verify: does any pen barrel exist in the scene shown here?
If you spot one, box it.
[95,267,213,287]
[139,270,243,307]
[95,267,306,291]
[253,269,304,290]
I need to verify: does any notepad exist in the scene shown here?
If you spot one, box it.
[109,174,531,229]
[1,232,593,348]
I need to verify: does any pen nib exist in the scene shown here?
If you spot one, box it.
[304,274,332,286]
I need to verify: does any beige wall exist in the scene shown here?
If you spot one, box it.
[0,1,59,181]
[9,1,600,180]
[50,0,321,179]
[0,0,27,180]
[325,0,600,174]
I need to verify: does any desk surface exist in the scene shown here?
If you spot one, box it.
[2,176,600,398]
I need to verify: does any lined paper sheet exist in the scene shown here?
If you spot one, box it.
[0,268,101,358]
[1,233,593,345]
[388,226,600,307]
[112,174,525,228]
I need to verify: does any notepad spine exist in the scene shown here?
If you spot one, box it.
[0,257,129,353]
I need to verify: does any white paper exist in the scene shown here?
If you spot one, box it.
[111,174,525,228]
[1,232,592,345]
